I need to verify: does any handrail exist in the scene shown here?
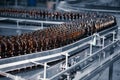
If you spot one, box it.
[0,26,117,72]
[58,2,120,13]
[79,48,120,80]
[0,71,25,80]
[28,26,118,80]
[49,40,119,80]
[0,17,64,24]
[0,25,42,30]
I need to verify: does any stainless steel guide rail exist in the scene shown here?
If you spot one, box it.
[0,17,64,31]
[0,26,118,80]
[28,26,118,80]
[0,71,25,80]
[78,48,120,80]
[29,30,119,80]
[0,17,64,24]
[49,40,119,80]
[58,2,120,13]
[0,26,117,72]
[0,25,42,30]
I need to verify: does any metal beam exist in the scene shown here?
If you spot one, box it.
[30,61,50,68]
[0,71,25,80]
[109,64,113,80]
[79,50,120,80]
[49,40,119,80]
[0,18,7,21]
[109,46,114,80]
[0,26,117,73]
[58,3,120,13]
[44,63,47,80]
[0,17,64,24]
[0,25,41,30]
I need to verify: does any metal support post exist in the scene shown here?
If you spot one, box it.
[109,64,113,80]
[112,32,116,42]
[16,21,21,35]
[109,46,114,80]
[85,50,88,58]
[97,37,101,46]
[90,43,92,56]
[93,33,101,46]
[102,36,105,59]
[102,51,106,59]
[37,75,41,80]
[17,21,19,28]
[118,29,120,40]
[67,73,70,80]
[65,53,69,69]
[44,62,47,80]
[93,33,97,45]
[98,53,101,62]
[61,52,69,69]
[102,36,105,48]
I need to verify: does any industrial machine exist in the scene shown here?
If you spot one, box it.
[0,7,119,80]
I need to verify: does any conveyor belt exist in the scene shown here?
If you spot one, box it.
[0,25,42,30]
[0,17,64,24]
[0,71,25,80]
[49,40,119,80]
[0,26,117,73]
[75,45,120,80]
[58,2,120,13]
